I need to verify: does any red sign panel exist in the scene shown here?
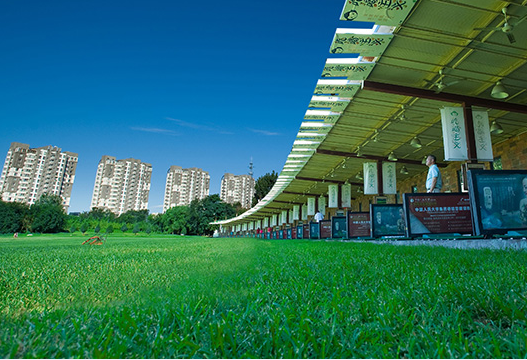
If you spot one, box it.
[320,220,332,238]
[292,226,297,239]
[404,193,473,236]
[348,212,371,237]
[303,224,310,239]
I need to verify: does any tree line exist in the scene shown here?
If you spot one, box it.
[0,171,278,236]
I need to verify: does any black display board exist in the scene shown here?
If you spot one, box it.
[403,193,473,237]
[370,204,406,238]
[309,222,320,239]
[468,170,527,236]
[297,226,303,239]
[332,216,347,239]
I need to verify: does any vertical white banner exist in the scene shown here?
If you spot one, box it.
[441,107,468,161]
[289,210,294,224]
[293,205,300,220]
[341,183,352,208]
[256,220,262,229]
[307,197,316,215]
[271,214,277,227]
[236,224,241,232]
[264,217,269,228]
[302,204,308,220]
[472,111,494,161]
[382,162,397,195]
[328,184,339,208]
[363,162,378,195]
[249,222,254,231]
[318,196,326,214]
[242,223,247,231]
[281,210,288,224]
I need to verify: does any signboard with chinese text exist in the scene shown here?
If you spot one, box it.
[318,196,327,214]
[382,162,397,194]
[348,211,371,238]
[364,162,378,195]
[472,111,493,161]
[321,61,375,80]
[441,107,468,161]
[330,33,393,56]
[293,205,300,220]
[403,193,473,237]
[307,197,316,216]
[303,224,310,239]
[302,204,308,220]
[341,183,352,208]
[320,220,332,239]
[314,81,361,97]
[340,0,418,26]
[468,170,527,236]
[328,184,339,208]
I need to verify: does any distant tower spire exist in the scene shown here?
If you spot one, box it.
[248,157,254,177]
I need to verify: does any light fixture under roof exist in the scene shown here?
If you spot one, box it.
[421,155,427,165]
[490,121,504,135]
[355,172,363,180]
[410,136,422,148]
[400,166,409,175]
[387,151,398,161]
[491,81,509,99]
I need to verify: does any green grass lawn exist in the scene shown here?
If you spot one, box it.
[1,234,527,358]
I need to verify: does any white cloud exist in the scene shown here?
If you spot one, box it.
[131,127,178,136]
[248,128,282,136]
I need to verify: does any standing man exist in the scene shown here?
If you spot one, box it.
[426,155,442,193]
[314,210,324,222]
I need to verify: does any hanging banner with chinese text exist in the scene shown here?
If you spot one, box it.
[363,162,378,195]
[382,162,397,195]
[328,184,339,208]
[271,214,278,227]
[281,210,288,224]
[307,197,316,215]
[293,205,300,220]
[330,33,393,57]
[441,107,468,161]
[318,196,327,214]
[340,0,418,26]
[263,217,269,228]
[302,204,308,220]
[341,183,352,208]
[472,111,494,161]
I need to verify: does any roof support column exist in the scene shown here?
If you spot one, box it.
[377,160,384,196]
[462,102,478,163]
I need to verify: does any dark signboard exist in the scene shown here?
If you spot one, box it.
[370,204,406,238]
[291,226,297,239]
[297,226,303,239]
[320,220,332,239]
[303,224,310,239]
[279,230,284,239]
[287,228,292,239]
[310,222,320,239]
[403,193,473,237]
[347,212,370,238]
[332,216,348,239]
[468,170,527,236]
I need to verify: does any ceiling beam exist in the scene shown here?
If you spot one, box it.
[363,81,527,115]
[295,176,344,184]
[316,149,447,168]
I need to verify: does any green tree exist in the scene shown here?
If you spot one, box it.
[187,195,236,235]
[30,195,67,233]
[69,225,77,233]
[163,206,190,234]
[132,223,140,234]
[106,225,114,234]
[80,223,88,234]
[0,201,30,234]
[117,210,149,224]
[252,171,278,207]
[94,224,101,234]
[121,224,128,232]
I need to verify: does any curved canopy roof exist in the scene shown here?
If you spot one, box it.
[214,0,527,227]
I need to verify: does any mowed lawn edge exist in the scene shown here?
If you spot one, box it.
[1,234,527,358]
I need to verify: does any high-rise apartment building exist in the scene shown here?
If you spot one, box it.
[91,156,152,215]
[0,142,78,210]
[220,173,255,209]
[163,166,210,212]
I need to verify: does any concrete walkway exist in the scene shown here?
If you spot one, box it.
[366,238,527,250]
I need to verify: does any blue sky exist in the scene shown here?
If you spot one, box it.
[0,0,353,213]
